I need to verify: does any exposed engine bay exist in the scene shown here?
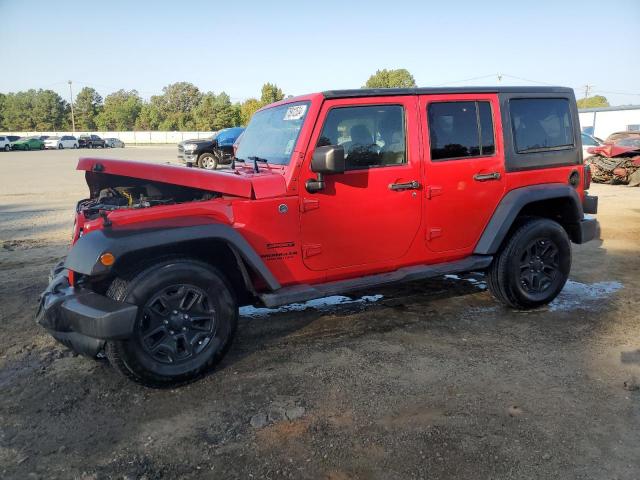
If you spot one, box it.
[79,172,219,220]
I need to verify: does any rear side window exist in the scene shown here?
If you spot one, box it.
[510,98,573,153]
[428,101,495,161]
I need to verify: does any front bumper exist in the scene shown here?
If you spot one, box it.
[177,151,197,163]
[36,266,138,357]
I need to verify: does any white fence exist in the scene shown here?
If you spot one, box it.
[0,131,215,144]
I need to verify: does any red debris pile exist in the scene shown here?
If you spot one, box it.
[585,133,640,186]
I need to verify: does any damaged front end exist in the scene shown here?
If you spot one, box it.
[585,143,640,186]
[36,263,138,357]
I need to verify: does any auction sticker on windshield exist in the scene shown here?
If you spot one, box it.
[283,104,307,121]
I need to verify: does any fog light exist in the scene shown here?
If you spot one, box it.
[100,252,116,266]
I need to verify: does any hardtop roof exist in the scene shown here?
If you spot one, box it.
[322,86,574,99]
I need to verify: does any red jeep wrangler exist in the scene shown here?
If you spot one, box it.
[37,87,599,386]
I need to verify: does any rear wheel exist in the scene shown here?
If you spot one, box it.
[487,218,571,309]
[105,258,238,387]
[4,145,9,152]
[24,144,30,151]
[58,144,63,149]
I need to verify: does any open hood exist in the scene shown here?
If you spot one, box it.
[76,158,286,199]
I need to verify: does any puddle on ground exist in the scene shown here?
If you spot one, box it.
[549,280,623,312]
[240,294,384,319]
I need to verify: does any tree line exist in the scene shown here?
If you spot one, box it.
[0,82,285,132]
[3,69,600,132]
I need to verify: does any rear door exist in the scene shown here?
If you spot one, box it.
[419,94,505,253]
[300,96,422,272]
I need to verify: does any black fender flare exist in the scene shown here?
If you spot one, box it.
[474,184,584,255]
[64,223,281,290]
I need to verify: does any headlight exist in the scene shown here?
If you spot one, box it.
[183,143,197,151]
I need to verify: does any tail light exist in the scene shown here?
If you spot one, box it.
[584,164,592,190]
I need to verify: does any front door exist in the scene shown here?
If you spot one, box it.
[419,94,506,253]
[300,96,422,272]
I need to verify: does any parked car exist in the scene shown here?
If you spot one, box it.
[581,132,602,158]
[78,134,106,148]
[6,135,21,143]
[11,136,45,150]
[44,135,79,149]
[38,135,50,141]
[177,127,245,169]
[0,135,12,151]
[104,138,125,148]
[37,86,599,387]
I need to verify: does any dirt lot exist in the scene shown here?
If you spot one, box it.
[1,147,639,479]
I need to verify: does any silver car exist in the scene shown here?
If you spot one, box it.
[104,138,125,148]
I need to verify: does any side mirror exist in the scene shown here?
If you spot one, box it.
[311,145,345,174]
[307,145,345,193]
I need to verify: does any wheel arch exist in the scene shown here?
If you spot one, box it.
[474,184,584,255]
[65,223,280,303]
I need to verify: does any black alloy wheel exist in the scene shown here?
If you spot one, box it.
[518,238,559,295]
[139,284,216,364]
[487,218,571,309]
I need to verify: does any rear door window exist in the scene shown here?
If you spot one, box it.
[509,98,573,153]
[427,101,495,161]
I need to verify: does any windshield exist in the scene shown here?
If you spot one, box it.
[235,101,310,165]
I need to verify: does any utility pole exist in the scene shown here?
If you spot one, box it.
[68,80,76,133]
[583,84,593,99]
[497,73,502,83]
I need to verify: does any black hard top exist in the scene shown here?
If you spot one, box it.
[323,86,574,99]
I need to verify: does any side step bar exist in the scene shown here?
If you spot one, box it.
[258,255,493,308]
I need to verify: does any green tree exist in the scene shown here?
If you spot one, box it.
[3,90,37,130]
[32,90,67,130]
[240,98,261,125]
[74,87,103,130]
[96,89,143,130]
[139,82,202,130]
[363,69,417,88]
[260,82,284,105]
[0,93,6,130]
[193,92,241,131]
[577,95,609,109]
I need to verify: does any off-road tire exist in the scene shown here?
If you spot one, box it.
[487,218,571,309]
[105,258,238,388]
[198,153,218,170]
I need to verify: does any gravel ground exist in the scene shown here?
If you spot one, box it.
[1,147,639,479]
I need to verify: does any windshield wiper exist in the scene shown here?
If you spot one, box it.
[248,156,268,173]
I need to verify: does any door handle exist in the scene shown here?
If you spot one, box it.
[389,180,421,191]
[473,172,501,182]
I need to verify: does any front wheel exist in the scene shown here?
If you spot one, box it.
[4,145,9,152]
[487,218,571,309]
[105,258,238,387]
[24,144,30,151]
[58,144,63,149]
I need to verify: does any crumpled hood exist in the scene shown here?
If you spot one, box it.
[76,158,286,199]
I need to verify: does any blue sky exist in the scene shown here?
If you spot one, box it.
[1,0,639,105]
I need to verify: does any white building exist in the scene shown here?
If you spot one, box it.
[578,105,640,140]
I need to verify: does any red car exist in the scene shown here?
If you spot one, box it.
[37,86,599,386]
